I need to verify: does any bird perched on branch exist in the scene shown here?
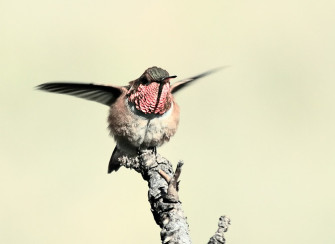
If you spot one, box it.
[37,66,222,173]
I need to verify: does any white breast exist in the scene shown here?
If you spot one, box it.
[128,102,176,146]
[108,98,179,152]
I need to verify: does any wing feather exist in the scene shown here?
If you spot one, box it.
[36,82,124,106]
[171,67,227,94]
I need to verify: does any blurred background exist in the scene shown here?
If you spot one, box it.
[1,1,335,243]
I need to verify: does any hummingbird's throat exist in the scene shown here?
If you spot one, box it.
[128,82,171,115]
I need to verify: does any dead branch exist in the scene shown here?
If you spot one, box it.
[118,150,230,244]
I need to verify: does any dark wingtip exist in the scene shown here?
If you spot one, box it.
[35,82,56,91]
[35,82,78,92]
[35,83,45,90]
[194,65,230,79]
[171,65,230,94]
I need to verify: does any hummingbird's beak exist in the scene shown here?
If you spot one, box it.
[161,75,177,83]
[154,76,177,113]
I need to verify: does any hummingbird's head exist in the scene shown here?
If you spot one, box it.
[127,67,177,115]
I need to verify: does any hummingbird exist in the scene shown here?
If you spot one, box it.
[37,67,222,173]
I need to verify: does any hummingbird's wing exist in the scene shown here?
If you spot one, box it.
[171,67,227,94]
[36,82,124,106]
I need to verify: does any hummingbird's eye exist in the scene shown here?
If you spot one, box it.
[140,77,149,85]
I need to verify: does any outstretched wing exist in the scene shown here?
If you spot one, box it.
[171,66,227,94]
[36,82,124,106]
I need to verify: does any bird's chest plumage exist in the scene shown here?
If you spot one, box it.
[108,95,180,151]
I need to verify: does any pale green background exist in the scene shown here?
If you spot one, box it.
[1,0,335,243]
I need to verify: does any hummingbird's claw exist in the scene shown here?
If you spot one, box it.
[149,147,157,155]
[137,147,157,156]
[137,148,142,156]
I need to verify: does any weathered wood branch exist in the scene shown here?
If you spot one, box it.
[118,150,230,244]
[207,216,231,244]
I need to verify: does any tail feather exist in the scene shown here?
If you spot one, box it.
[108,146,121,173]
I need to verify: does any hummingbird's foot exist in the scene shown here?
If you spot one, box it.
[148,146,157,155]
[136,147,158,171]
[137,148,142,156]
[136,147,149,165]
[137,147,157,156]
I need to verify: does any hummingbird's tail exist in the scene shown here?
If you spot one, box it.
[108,146,122,173]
